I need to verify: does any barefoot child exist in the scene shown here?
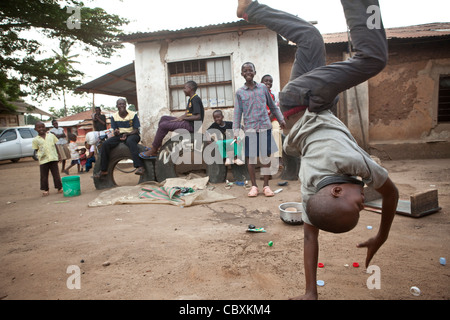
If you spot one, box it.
[64,133,80,174]
[32,122,63,196]
[79,147,87,172]
[233,62,286,197]
[237,0,399,299]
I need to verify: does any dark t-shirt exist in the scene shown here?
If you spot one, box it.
[93,114,107,131]
[207,121,233,140]
[186,94,204,129]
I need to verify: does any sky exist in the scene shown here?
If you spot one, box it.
[23,0,450,115]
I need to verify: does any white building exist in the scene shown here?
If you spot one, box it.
[119,20,279,145]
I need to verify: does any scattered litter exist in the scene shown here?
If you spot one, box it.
[274,188,283,194]
[277,181,288,186]
[344,264,349,267]
[234,181,245,186]
[54,200,70,203]
[225,180,233,190]
[440,257,446,266]
[367,226,373,230]
[353,262,360,268]
[268,241,273,247]
[102,261,110,267]
[410,286,421,296]
[115,218,123,221]
[316,280,325,286]
[318,263,324,268]
[247,227,266,233]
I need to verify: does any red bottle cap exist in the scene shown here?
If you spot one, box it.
[353,262,359,267]
[318,263,324,268]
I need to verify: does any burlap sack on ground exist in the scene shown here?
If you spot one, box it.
[88,174,235,207]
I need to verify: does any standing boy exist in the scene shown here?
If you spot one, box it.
[32,122,63,196]
[236,0,399,299]
[64,133,80,175]
[233,62,285,197]
[140,81,204,160]
[92,106,107,131]
[50,119,70,173]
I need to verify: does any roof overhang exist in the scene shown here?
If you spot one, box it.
[75,62,137,107]
[0,100,53,118]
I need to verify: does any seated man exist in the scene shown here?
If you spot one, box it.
[95,98,145,177]
[140,80,204,159]
[237,0,399,299]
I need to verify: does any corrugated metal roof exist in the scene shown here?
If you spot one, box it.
[323,22,450,44]
[0,100,53,117]
[120,20,450,44]
[119,20,266,43]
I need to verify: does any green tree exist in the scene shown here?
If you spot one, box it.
[0,0,128,111]
[50,39,82,117]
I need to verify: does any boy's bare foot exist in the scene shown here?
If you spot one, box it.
[237,0,252,18]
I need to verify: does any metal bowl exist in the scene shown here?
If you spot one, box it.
[279,202,304,225]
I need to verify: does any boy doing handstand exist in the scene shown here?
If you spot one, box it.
[237,0,399,299]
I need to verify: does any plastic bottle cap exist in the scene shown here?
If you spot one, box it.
[318,263,324,268]
[316,280,325,286]
[439,257,446,266]
[353,262,359,267]
[410,286,421,296]
[268,241,273,247]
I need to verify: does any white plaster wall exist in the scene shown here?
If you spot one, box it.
[134,29,279,145]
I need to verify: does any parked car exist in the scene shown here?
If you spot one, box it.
[0,126,39,162]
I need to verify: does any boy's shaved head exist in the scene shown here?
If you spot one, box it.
[241,61,256,71]
[306,184,363,233]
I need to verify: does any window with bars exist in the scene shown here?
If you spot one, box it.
[438,75,450,123]
[168,57,234,111]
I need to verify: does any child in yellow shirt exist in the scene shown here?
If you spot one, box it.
[32,122,63,196]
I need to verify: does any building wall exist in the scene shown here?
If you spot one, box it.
[368,41,450,142]
[134,29,280,145]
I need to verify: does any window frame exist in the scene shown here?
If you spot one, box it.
[167,56,234,111]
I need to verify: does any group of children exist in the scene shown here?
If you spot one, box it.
[32,0,399,300]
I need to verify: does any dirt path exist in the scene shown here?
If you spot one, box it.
[0,157,449,300]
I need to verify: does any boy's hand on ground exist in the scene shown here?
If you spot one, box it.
[357,236,385,268]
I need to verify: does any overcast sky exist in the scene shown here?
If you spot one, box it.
[25,0,450,114]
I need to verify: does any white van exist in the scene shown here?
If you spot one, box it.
[0,126,39,162]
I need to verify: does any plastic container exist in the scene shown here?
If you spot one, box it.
[61,176,81,197]
[279,202,303,225]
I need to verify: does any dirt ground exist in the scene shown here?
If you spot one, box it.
[0,156,449,301]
